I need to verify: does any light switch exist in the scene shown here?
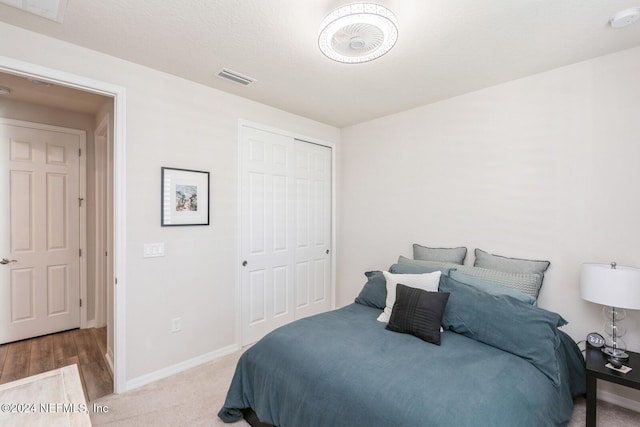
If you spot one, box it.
[143,242,165,258]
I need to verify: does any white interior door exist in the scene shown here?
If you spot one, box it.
[241,126,296,345]
[0,119,85,344]
[293,140,331,319]
[240,126,333,345]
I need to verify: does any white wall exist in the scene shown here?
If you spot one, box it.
[0,22,339,384]
[339,46,640,405]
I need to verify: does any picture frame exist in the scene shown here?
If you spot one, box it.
[161,167,210,226]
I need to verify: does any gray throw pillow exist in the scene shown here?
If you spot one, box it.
[413,244,467,265]
[474,248,550,276]
[397,256,543,298]
[449,270,536,305]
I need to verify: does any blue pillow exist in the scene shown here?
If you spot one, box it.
[440,275,566,386]
[389,263,454,276]
[355,271,386,309]
[389,263,454,290]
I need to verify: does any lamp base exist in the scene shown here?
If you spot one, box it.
[602,347,629,360]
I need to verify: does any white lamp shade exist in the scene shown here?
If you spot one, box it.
[580,263,640,310]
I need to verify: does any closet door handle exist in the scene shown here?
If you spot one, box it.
[1,258,18,265]
[242,260,248,267]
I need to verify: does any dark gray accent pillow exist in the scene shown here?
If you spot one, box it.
[413,244,467,265]
[354,271,386,309]
[386,284,450,345]
[474,248,550,276]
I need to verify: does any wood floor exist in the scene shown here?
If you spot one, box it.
[0,327,113,402]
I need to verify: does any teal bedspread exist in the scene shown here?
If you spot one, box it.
[219,303,585,427]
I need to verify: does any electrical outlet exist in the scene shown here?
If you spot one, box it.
[171,317,181,333]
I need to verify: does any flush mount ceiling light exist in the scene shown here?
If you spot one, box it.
[318,3,398,64]
[610,7,640,28]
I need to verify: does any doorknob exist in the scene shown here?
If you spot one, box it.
[242,260,248,267]
[0,258,17,265]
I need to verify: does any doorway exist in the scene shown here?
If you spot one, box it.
[0,55,126,393]
[0,118,86,343]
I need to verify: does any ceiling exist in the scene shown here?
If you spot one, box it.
[1,0,640,127]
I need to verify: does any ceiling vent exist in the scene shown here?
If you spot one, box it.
[0,0,68,23]
[216,69,256,87]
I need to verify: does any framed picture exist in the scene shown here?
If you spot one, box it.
[161,167,210,226]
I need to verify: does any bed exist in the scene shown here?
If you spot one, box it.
[219,254,586,427]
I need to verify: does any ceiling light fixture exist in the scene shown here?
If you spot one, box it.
[610,7,640,29]
[318,3,398,64]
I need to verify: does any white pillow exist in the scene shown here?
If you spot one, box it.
[377,270,442,323]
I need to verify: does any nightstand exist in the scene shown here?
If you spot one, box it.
[585,347,640,427]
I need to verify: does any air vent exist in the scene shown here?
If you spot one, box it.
[0,0,69,23]
[216,69,256,86]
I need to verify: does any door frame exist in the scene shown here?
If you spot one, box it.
[0,118,87,336]
[236,119,337,346]
[94,113,111,328]
[0,55,128,393]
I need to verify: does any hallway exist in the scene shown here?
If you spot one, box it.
[0,327,112,401]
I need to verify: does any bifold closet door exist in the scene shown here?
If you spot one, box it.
[293,140,331,320]
[240,127,332,346]
[240,127,296,346]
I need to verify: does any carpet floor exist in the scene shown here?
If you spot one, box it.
[90,349,640,426]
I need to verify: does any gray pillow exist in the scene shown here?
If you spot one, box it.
[474,248,550,276]
[413,244,467,265]
[397,256,459,271]
[449,270,536,305]
[397,256,543,298]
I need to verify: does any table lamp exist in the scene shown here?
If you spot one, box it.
[580,262,640,361]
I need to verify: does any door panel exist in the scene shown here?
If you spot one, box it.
[1,120,83,344]
[47,173,68,249]
[10,170,33,252]
[11,268,34,321]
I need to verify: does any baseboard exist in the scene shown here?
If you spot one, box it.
[598,389,640,413]
[125,344,240,391]
[104,348,114,376]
